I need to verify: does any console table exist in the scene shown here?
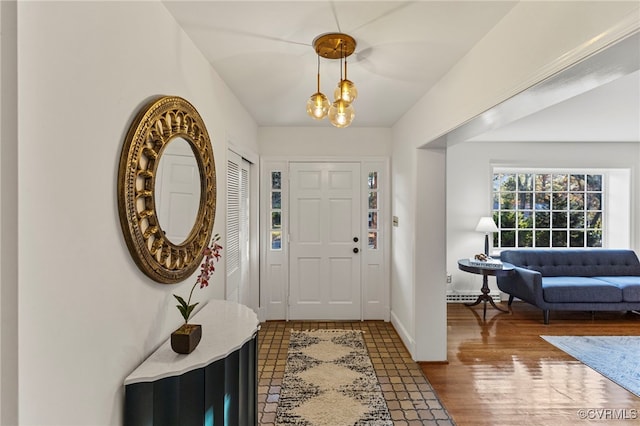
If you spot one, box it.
[124,299,260,426]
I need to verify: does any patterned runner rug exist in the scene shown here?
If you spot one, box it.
[276,329,393,426]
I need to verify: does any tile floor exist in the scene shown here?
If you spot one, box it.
[258,320,454,425]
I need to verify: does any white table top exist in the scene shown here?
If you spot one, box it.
[124,299,260,385]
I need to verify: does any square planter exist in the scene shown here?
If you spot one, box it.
[171,324,202,354]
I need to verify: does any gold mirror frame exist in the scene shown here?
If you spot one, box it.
[118,96,216,283]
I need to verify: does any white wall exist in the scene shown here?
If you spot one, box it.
[389,128,418,352]
[446,141,640,295]
[16,2,256,425]
[0,1,18,424]
[392,1,639,361]
[259,126,392,157]
[413,148,447,360]
[258,126,392,322]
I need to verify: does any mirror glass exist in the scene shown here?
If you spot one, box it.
[155,137,201,245]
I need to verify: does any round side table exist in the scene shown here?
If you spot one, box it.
[457,259,514,320]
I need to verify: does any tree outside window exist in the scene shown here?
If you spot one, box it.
[492,172,603,248]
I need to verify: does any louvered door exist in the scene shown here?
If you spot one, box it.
[227,149,251,304]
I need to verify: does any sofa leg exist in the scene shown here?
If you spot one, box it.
[508,295,514,306]
[543,310,550,325]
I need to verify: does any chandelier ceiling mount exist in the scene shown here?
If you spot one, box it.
[313,33,356,59]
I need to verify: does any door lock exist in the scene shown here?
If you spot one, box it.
[353,237,359,242]
[353,247,359,254]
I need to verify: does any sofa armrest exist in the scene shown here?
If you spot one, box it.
[497,266,547,307]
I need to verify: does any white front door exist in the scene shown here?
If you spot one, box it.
[289,162,362,320]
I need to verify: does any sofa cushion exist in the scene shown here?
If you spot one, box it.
[501,249,640,277]
[541,277,622,303]
[594,276,640,302]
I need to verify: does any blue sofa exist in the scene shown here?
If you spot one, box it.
[497,249,640,324]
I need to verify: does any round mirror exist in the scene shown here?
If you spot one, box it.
[155,137,202,245]
[118,96,216,284]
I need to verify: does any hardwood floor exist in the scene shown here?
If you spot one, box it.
[420,302,640,426]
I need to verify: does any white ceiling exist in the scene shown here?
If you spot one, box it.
[164,0,518,127]
[164,1,640,141]
[470,69,640,142]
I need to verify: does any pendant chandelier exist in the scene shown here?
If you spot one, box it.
[306,33,358,128]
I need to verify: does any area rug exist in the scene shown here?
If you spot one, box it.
[275,329,393,426]
[541,335,640,397]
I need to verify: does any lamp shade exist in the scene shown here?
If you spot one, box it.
[475,217,498,233]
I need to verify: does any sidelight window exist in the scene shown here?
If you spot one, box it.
[367,172,379,250]
[270,171,282,250]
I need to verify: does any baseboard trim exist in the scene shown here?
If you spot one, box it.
[418,361,449,366]
[390,310,416,358]
[257,306,267,323]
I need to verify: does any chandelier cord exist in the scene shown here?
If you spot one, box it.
[344,48,348,81]
[316,54,321,92]
[340,42,344,83]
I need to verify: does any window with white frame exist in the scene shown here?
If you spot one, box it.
[269,171,282,250]
[367,171,379,250]
[492,170,604,248]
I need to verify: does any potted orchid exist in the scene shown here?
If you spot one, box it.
[171,233,223,354]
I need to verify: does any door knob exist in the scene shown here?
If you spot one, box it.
[353,237,359,242]
[353,247,359,254]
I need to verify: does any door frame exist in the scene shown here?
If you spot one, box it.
[259,156,391,322]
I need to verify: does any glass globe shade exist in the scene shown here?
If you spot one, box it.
[306,92,329,120]
[334,79,358,104]
[328,98,355,128]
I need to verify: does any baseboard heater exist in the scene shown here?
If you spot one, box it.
[446,293,501,303]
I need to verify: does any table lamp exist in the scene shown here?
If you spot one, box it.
[475,217,498,255]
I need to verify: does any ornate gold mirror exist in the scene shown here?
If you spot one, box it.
[118,96,216,283]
